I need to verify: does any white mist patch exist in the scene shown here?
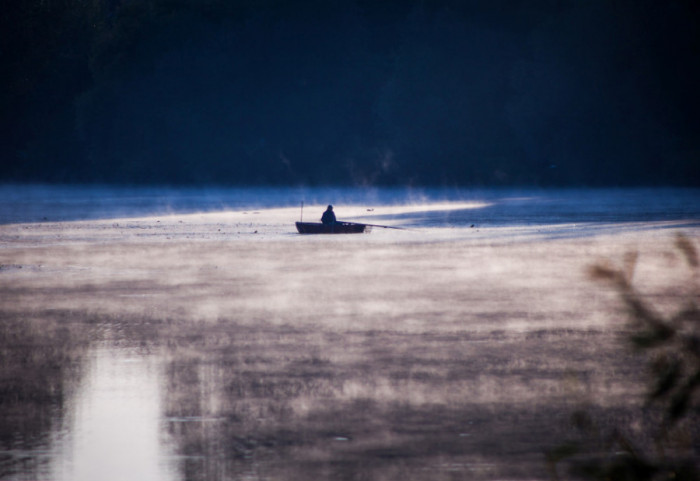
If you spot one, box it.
[297,200,493,220]
[347,200,492,215]
[51,347,178,481]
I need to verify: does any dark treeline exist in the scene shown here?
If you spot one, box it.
[2,0,699,186]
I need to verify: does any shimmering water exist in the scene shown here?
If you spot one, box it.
[0,186,698,481]
[1,185,697,226]
[53,347,175,481]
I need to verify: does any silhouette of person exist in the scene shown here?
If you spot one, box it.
[321,205,337,225]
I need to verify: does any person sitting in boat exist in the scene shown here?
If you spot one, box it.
[321,205,337,225]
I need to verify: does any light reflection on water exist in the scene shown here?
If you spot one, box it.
[50,346,178,481]
[0,186,698,480]
[1,185,698,225]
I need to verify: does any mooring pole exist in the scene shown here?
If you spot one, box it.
[300,201,304,222]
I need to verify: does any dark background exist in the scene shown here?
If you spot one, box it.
[2,0,699,187]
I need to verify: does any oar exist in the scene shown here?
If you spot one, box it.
[342,221,406,230]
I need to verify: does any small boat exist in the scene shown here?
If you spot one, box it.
[295,222,371,234]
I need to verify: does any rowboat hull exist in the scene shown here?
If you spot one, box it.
[295,222,370,234]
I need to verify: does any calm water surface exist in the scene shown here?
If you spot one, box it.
[49,346,178,481]
[1,185,698,481]
[0,184,698,225]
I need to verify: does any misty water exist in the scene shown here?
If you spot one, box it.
[1,184,697,226]
[0,185,698,481]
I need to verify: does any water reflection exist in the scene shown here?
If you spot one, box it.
[51,346,178,481]
[2,187,698,480]
[0,304,686,480]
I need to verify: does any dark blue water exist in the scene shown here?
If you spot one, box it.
[0,184,698,227]
[384,188,700,228]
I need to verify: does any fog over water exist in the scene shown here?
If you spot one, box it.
[0,186,698,481]
[1,184,698,226]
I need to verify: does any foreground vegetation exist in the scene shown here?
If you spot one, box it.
[550,234,699,480]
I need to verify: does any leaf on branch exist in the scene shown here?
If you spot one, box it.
[588,263,626,286]
[675,233,698,268]
[630,328,673,349]
[669,390,689,421]
[623,295,672,337]
[649,358,681,400]
[671,303,700,327]
[665,370,700,423]
[623,251,639,282]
